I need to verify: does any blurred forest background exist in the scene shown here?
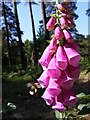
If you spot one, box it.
[0,1,90,119]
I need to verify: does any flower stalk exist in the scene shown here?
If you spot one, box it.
[37,0,81,119]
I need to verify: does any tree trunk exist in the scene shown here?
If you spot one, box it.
[13,2,26,68]
[29,1,38,65]
[2,2,11,65]
[40,1,50,43]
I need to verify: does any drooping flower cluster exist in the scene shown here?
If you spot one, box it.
[37,2,81,112]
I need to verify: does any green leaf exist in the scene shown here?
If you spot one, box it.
[7,102,16,110]
[76,93,86,98]
[55,110,61,119]
[78,104,86,111]
[50,14,55,17]
[76,93,90,102]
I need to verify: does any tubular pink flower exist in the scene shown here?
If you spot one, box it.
[68,65,82,80]
[38,46,51,68]
[63,29,74,43]
[55,26,63,40]
[47,55,61,79]
[37,71,50,89]
[69,40,79,51]
[47,78,61,97]
[52,93,65,112]
[57,4,64,11]
[41,88,54,105]
[59,69,75,90]
[49,36,57,54]
[64,43,81,67]
[62,88,78,108]
[56,45,68,70]
[46,17,55,31]
[60,17,68,29]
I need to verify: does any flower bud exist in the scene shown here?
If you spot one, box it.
[46,17,55,31]
[60,17,68,29]
[49,36,57,54]
[57,4,64,11]
[62,11,70,18]
[66,19,74,28]
[55,26,63,40]
[63,29,74,43]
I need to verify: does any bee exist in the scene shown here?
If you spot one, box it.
[27,82,41,96]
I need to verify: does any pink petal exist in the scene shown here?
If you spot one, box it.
[47,78,61,97]
[37,71,50,89]
[46,17,55,31]
[55,26,63,40]
[62,88,78,108]
[68,65,81,80]
[41,89,54,105]
[56,45,68,70]
[64,43,80,67]
[38,46,51,68]
[47,55,61,79]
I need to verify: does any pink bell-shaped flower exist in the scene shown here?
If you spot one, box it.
[56,45,68,70]
[69,40,79,51]
[47,55,61,79]
[37,71,50,89]
[41,88,54,105]
[60,17,68,29]
[52,93,65,112]
[63,4,73,14]
[64,43,80,67]
[62,11,70,18]
[38,46,51,68]
[49,36,57,54]
[62,88,78,108]
[66,19,74,28]
[46,17,55,31]
[57,4,64,11]
[47,78,61,97]
[63,29,74,43]
[68,65,81,80]
[59,69,75,90]
[55,26,63,40]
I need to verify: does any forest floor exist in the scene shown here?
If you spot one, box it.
[2,70,90,119]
